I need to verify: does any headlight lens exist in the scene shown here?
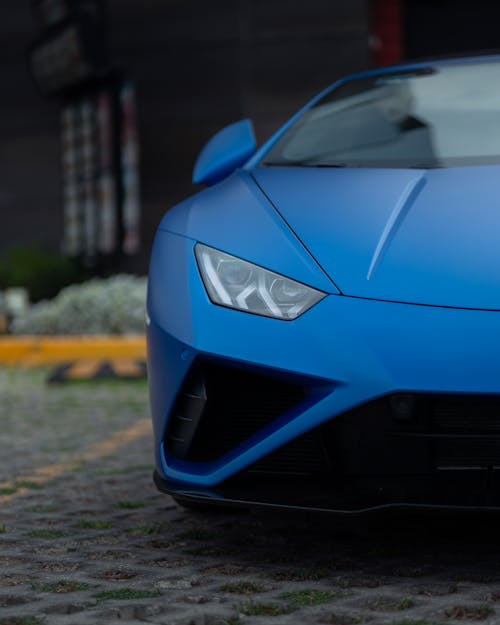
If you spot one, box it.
[195,243,326,320]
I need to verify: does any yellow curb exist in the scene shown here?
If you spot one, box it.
[0,418,152,505]
[0,336,146,366]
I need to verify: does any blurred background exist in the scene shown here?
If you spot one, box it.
[1,0,500,332]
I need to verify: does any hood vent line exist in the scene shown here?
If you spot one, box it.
[367,174,427,281]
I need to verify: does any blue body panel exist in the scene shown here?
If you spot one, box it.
[252,165,500,309]
[148,55,500,502]
[158,172,336,293]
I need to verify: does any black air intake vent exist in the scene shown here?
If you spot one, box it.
[166,371,207,459]
[166,362,308,462]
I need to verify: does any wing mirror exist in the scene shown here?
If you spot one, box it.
[192,119,257,186]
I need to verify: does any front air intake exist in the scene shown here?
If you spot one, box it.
[166,361,309,462]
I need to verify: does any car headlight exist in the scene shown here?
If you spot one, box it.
[195,243,326,320]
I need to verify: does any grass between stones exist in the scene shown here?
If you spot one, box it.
[219,581,266,595]
[31,580,95,593]
[0,524,6,534]
[0,481,44,498]
[391,620,447,625]
[114,500,147,509]
[239,600,294,616]
[125,522,164,536]
[279,589,349,607]
[26,505,58,513]
[366,596,415,611]
[194,618,240,625]
[94,588,161,601]
[97,569,136,580]
[73,519,113,529]
[271,568,329,582]
[444,605,495,620]
[319,614,364,625]
[0,618,46,625]
[14,481,43,490]
[27,529,69,539]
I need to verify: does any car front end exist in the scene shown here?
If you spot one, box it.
[148,56,500,512]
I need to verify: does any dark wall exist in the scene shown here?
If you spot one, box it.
[4,1,500,274]
[405,0,500,60]
[0,6,61,254]
[0,1,370,272]
[109,0,371,271]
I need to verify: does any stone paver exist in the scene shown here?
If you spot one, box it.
[3,368,500,624]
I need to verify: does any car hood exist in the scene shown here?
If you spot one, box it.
[252,165,500,310]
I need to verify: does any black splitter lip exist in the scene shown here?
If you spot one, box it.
[153,470,500,516]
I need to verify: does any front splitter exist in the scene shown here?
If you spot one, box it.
[154,470,500,515]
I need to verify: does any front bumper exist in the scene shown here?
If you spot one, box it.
[148,231,500,511]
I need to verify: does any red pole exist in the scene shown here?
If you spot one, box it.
[371,0,404,67]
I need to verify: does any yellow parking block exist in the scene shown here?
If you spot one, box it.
[0,336,146,367]
[112,360,146,378]
[48,359,147,382]
[67,360,103,379]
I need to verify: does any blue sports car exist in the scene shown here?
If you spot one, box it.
[147,56,500,513]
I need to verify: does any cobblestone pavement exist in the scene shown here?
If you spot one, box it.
[4,369,500,625]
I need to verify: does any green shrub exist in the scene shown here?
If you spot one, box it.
[0,247,85,303]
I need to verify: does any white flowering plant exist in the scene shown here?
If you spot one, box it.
[11,275,147,335]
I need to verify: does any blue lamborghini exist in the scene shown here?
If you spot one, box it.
[147,56,500,512]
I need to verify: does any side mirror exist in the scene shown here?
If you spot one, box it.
[193,119,257,186]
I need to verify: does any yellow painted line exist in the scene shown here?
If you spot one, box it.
[0,336,146,366]
[0,418,152,505]
[81,419,151,461]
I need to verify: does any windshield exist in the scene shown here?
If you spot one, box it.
[263,62,500,169]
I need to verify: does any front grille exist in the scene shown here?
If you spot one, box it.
[390,394,500,469]
[227,393,500,509]
[432,397,500,468]
[433,396,500,433]
[166,361,308,462]
[248,430,330,476]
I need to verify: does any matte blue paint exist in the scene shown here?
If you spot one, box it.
[148,55,500,493]
[192,119,257,186]
[366,174,426,281]
[252,165,500,310]
[159,172,337,293]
